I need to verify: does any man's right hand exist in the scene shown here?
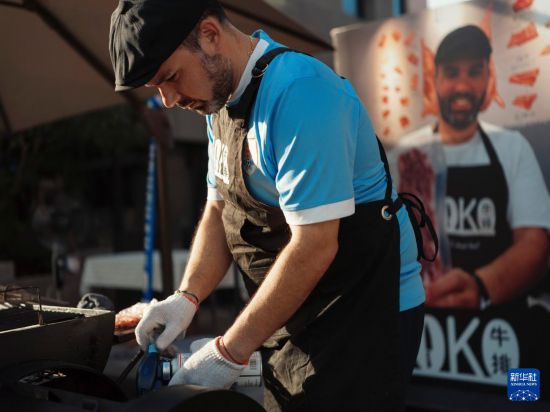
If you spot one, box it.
[135,293,198,352]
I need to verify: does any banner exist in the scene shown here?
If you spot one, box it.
[332,0,550,399]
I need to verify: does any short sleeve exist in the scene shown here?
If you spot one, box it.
[268,76,359,224]
[505,134,550,231]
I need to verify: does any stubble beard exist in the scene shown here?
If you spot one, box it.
[437,91,486,130]
[193,51,234,116]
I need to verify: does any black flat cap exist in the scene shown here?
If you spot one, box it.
[109,0,220,91]
[435,25,492,65]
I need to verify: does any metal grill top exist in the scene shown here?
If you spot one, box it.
[0,305,83,332]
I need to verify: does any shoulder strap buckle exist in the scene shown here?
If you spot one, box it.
[252,63,269,78]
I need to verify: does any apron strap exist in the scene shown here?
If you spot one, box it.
[386,126,439,262]
[376,137,394,203]
[434,121,503,177]
[377,136,439,262]
[477,124,509,207]
[397,192,439,262]
[227,47,303,123]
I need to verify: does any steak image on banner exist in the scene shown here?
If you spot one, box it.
[332,0,550,400]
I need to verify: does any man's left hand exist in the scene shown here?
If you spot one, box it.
[425,268,480,308]
[168,337,245,388]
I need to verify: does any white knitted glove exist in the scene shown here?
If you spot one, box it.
[189,337,212,353]
[135,293,197,352]
[168,337,245,388]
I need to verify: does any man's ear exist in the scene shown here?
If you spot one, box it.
[483,58,491,76]
[197,17,222,55]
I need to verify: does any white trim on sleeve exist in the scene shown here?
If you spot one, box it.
[207,187,224,201]
[283,198,355,225]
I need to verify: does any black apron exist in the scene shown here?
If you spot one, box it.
[445,125,512,268]
[210,48,403,411]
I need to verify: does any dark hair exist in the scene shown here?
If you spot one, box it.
[182,2,228,51]
[435,25,492,65]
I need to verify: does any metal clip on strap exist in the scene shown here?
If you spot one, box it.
[227,47,293,122]
[252,63,269,78]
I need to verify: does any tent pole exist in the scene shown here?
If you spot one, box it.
[141,106,175,297]
[155,138,174,296]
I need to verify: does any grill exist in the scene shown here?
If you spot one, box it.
[0,286,115,372]
[0,286,265,411]
[0,305,83,332]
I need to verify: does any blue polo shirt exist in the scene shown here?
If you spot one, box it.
[206,31,424,311]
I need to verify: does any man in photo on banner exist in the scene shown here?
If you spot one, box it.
[400,25,550,310]
[108,0,434,410]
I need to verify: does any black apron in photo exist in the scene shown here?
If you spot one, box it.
[445,125,512,269]
[210,48,404,411]
[430,124,550,395]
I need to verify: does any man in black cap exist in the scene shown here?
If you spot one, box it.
[110,1,430,410]
[399,25,550,310]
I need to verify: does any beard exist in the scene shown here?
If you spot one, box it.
[177,51,234,116]
[437,91,485,130]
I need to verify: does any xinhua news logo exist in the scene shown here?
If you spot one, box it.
[507,368,540,402]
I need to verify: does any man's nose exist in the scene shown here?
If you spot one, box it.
[453,73,472,93]
[158,86,179,109]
